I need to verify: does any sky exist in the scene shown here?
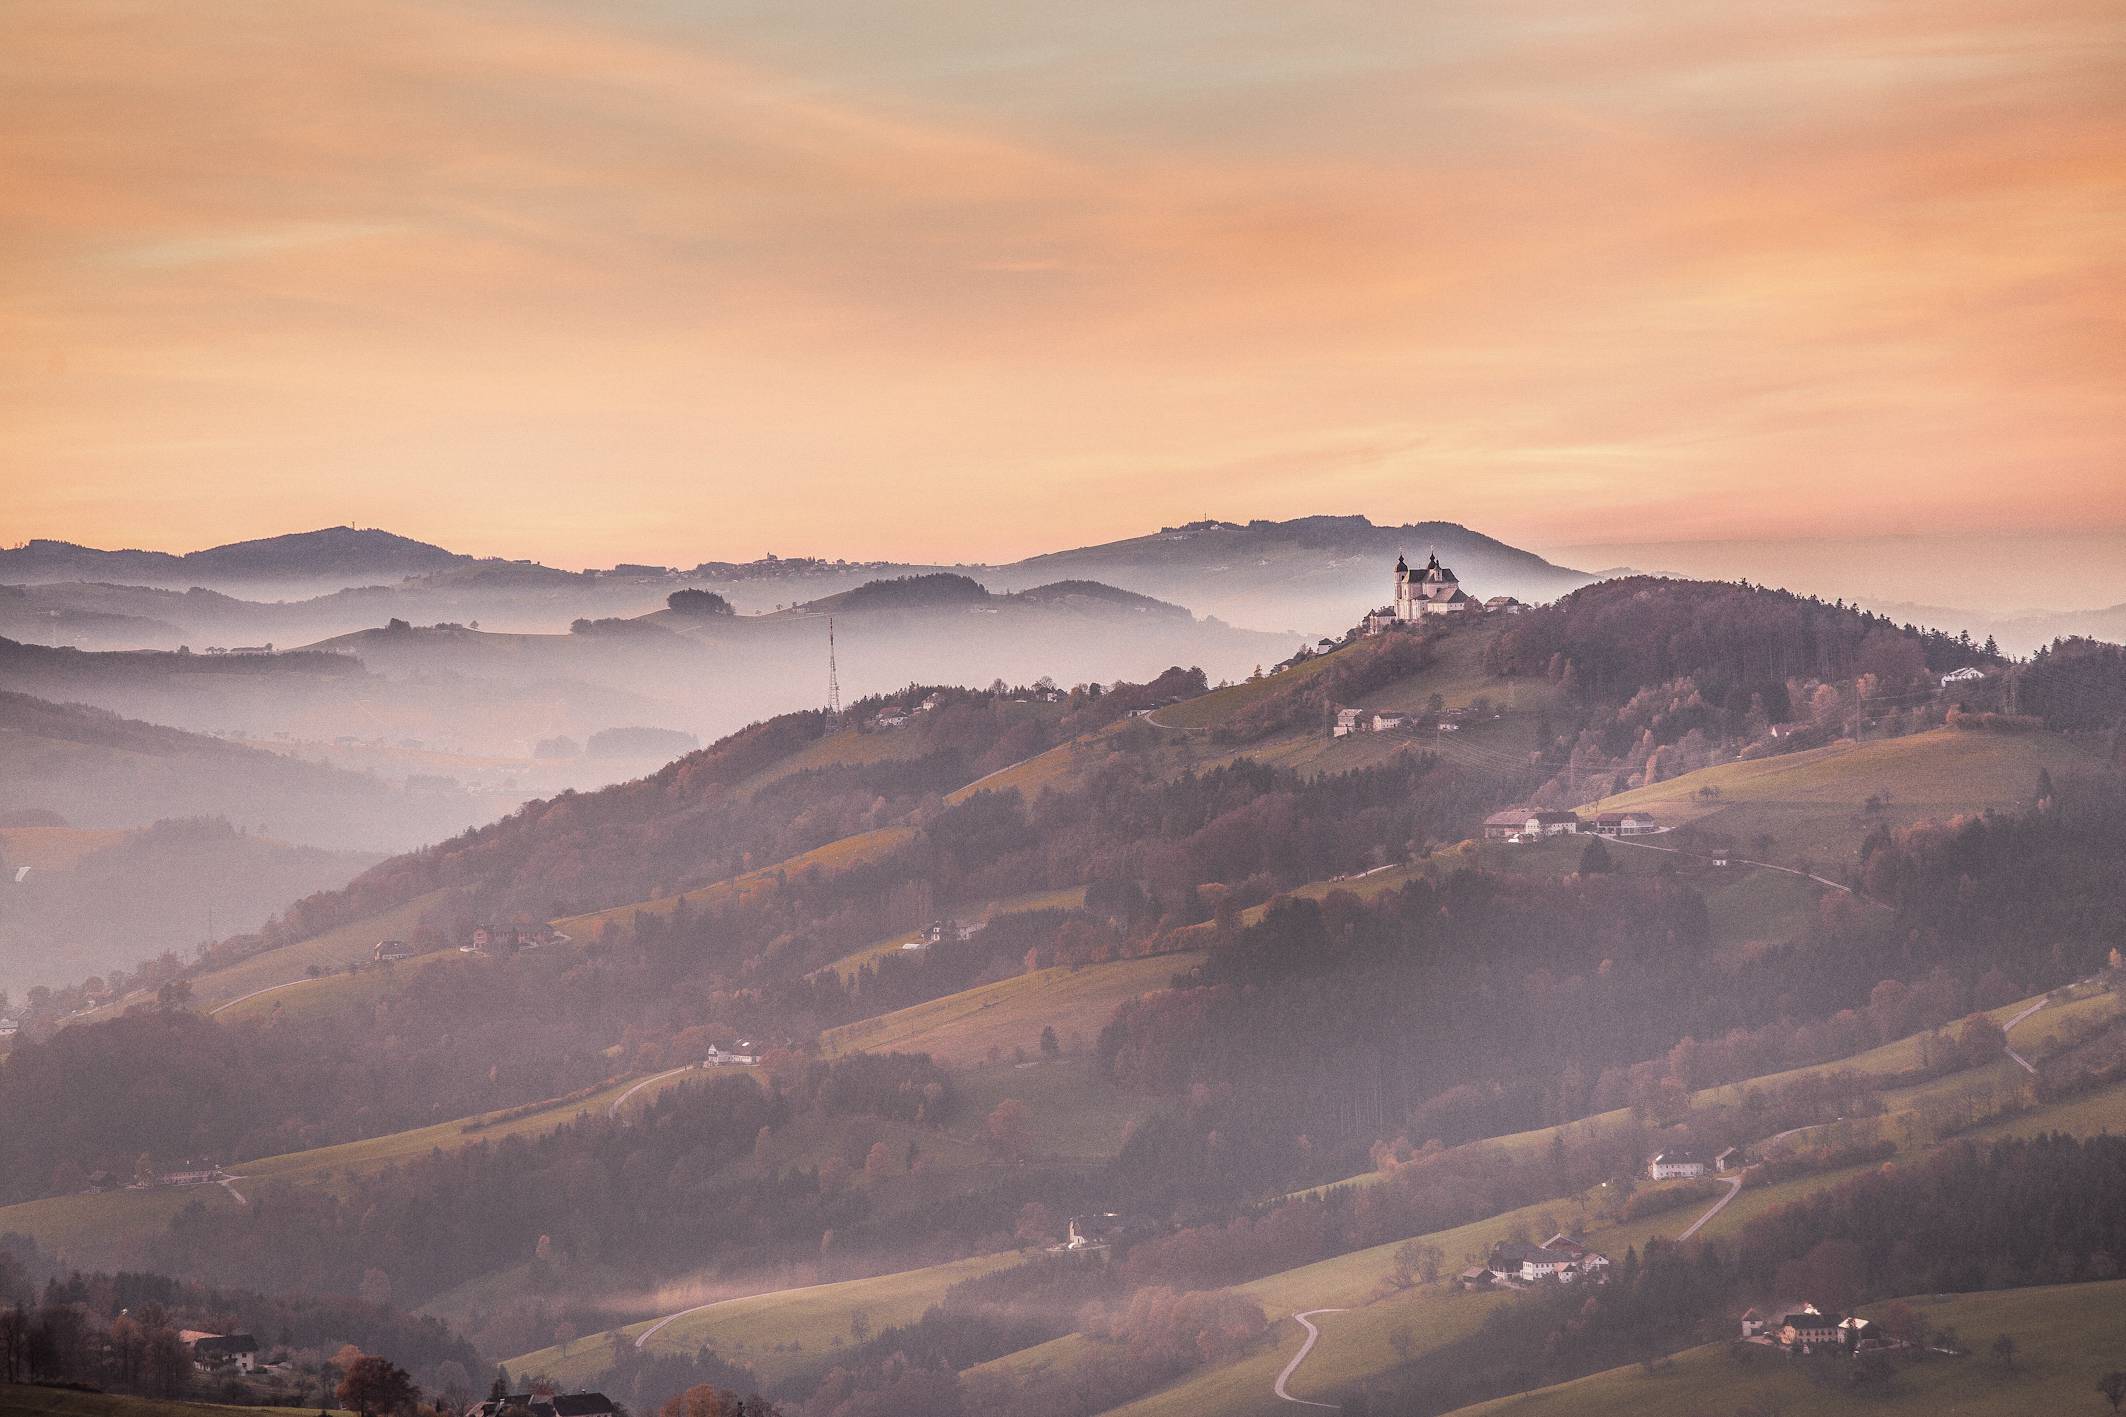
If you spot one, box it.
[3,0,2123,570]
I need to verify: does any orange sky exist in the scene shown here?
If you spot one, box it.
[3,0,2122,567]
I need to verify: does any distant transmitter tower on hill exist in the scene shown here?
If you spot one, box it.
[826,615,841,720]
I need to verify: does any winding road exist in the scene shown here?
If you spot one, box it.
[1274,1309,1349,1409]
[208,975,328,1016]
[1675,1174,1744,1241]
[1604,831,1881,905]
[2000,994,2050,1075]
[606,1065,698,1119]
[631,1277,838,1351]
[1272,1149,1755,1405]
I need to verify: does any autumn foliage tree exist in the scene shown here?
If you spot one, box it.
[339,1354,418,1417]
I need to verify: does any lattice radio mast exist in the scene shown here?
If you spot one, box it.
[826,615,842,721]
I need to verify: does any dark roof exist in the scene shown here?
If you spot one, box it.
[1652,1148,1706,1164]
[549,1395,617,1416]
[192,1334,257,1353]
[1531,810,1581,825]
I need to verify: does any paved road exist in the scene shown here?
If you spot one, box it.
[606,1065,697,1119]
[208,976,327,1016]
[1675,1174,1744,1241]
[218,1175,249,1207]
[1274,1308,1350,1409]
[2000,994,2051,1075]
[632,1277,839,1350]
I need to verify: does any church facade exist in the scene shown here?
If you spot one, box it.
[1393,553,1473,619]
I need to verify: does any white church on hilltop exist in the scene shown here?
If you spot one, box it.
[1363,553,1476,632]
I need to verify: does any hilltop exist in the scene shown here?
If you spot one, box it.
[0,527,470,592]
[985,515,1592,632]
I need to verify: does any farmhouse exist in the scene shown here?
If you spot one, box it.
[188,1333,258,1372]
[373,939,414,963]
[1372,712,1411,733]
[1647,1148,1710,1180]
[1529,810,1582,837]
[1588,812,1657,837]
[1333,708,1366,738]
[1779,1310,1842,1350]
[1485,1234,1611,1284]
[1940,666,1987,685]
[1484,808,1535,840]
[154,1161,221,1188]
[704,1043,758,1066]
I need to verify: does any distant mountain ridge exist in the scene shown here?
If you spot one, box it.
[0,526,469,590]
[4,515,1591,637]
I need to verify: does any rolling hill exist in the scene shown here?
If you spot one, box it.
[0,690,484,852]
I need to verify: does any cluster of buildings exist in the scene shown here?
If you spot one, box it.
[1465,1233,1611,1288]
[1738,1303,1900,1357]
[1333,707,1446,738]
[468,923,569,953]
[701,1042,759,1066]
[1358,554,1528,633]
[1481,807,1659,842]
[872,692,947,730]
[1646,1146,1746,1180]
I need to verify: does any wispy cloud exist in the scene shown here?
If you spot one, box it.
[0,0,2119,562]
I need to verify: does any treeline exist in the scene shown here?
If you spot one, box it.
[142,1059,964,1334]
[1485,576,1992,709]
[0,1235,480,1405]
[1356,1131,2126,1413]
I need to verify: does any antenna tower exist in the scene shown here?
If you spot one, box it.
[826,616,841,720]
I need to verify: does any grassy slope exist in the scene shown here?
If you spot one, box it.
[87,890,453,1021]
[0,1387,349,1417]
[0,1068,716,1264]
[982,980,2125,1416]
[809,885,1089,983]
[554,825,916,936]
[0,1184,235,1273]
[0,826,129,871]
[1592,728,2099,867]
[818,952,1202,1067]
[1449,1280,2126,1417]
[508,1250,1025,1390]
[1099,1066,2126,1417]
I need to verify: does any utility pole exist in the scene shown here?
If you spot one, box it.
[826,616,841,721]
